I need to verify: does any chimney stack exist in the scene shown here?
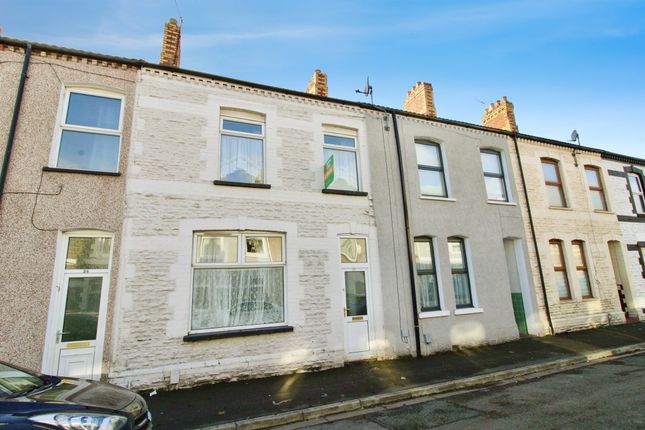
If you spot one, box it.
[403,82,437,117]
[160,18,181,67]
[481,96,518,132]
[305,69,328,97]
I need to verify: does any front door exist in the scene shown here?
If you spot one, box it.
[343,269,370,354]
[50,234,112,380]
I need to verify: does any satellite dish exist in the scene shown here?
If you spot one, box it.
[570,130,579,142]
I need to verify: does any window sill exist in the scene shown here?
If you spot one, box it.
[487,200,516,206]
[322,189,368,197]
[419,310,450,319]
[43,166,120,176]
[183,325,293,342]
[213,180,271,189]
[548,206,572,211]
[454,307,483,315]
[593,210,614,215]
[419,196,456,202]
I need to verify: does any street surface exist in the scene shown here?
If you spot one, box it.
[283,352,645,430]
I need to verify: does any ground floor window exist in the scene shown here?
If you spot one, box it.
[191,232,285,331]
[448,237,473,308]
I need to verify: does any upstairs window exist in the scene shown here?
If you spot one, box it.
[549,240,571,300]
[480,150,508,201]
[416,141,447,197]
[220,115,265,184]
[191,232,285,332]
[448,237,473,308]
[323,133,359,191]
[414,238,441,311]
[541,159,567,207]
[55,90,123,173]
[584,166,607,211]
[572,241,592,298]
[628,173,645,214]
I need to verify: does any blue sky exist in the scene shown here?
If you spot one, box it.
[3,0,644,157]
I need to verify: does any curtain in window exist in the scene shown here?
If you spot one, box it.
[221,134,264,183]
[453,273,472,307]
[419,274,439,311]
[192,267,284,330]
[324,148,358,191]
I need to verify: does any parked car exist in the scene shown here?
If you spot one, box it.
[0,361,151,429]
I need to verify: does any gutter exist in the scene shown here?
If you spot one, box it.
[389,111,422,357]
[511,134,554,335]
[0,43,31,203]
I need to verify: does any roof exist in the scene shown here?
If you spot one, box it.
[1,36,643,166]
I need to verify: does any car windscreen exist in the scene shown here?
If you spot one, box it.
[0,363,45,397]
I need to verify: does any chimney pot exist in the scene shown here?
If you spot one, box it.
[481,96,518,132]
[160,18,181,67]
[403,81,437,117]
[305,69,328,97]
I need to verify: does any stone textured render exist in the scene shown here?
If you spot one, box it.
[108,68,400,390]
[602,158,645,319]
[160,18,181,67]
[0,43,136,374]
[509,138,628,332]
[305,69,328,97]
[482,97,518,132]
[403,82,437,117]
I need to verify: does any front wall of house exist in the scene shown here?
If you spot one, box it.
[0,46,135,373]
[512,139,626,332]
[603,158,645,314]
[109,69,389,389]
[388,116,536,352]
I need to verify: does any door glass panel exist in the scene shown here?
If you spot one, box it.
[340,238,367,263]
[65,237,112,270]
[61,277,102,342]
[345,271,367,316]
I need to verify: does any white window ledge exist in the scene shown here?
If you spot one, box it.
[593,210,615,215]
[548,206,573,211]
[419,310,450,319]
[420,196,457,202]
[488,200,516,206]
[454,307,484,315]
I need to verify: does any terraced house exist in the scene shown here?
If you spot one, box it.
[480,98,640,332]
[0,38,138,380]
[602,154,645,320]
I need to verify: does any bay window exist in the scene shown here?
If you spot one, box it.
[191,232,285,332]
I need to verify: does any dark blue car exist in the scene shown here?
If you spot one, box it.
[0,361,151,429]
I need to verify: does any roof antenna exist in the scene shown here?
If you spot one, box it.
[569,129,581,167]
[355,77,374,104]
[173,0,184,27]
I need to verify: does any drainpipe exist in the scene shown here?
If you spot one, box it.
[388,111,421,357]
[511,134,554,335]
[0,43,31,203]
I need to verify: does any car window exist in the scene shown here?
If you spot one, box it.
[0,363,45,397]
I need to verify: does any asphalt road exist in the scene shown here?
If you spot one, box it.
[284,352,645,430]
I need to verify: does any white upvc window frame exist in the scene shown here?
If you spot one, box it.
[323,131,362,192]
[50,87,125,173]
[219,116,266,184]
[189,231,287,334]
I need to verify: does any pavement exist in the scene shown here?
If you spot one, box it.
[145,322,645,430]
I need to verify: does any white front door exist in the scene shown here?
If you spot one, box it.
[343,269,370,354]
[48,234,113,380]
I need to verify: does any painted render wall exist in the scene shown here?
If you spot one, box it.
[378,115,540,353]
[510,139,627,332]
[0,45,136,374]
[108,68,400,390]
[602,158,645,318]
